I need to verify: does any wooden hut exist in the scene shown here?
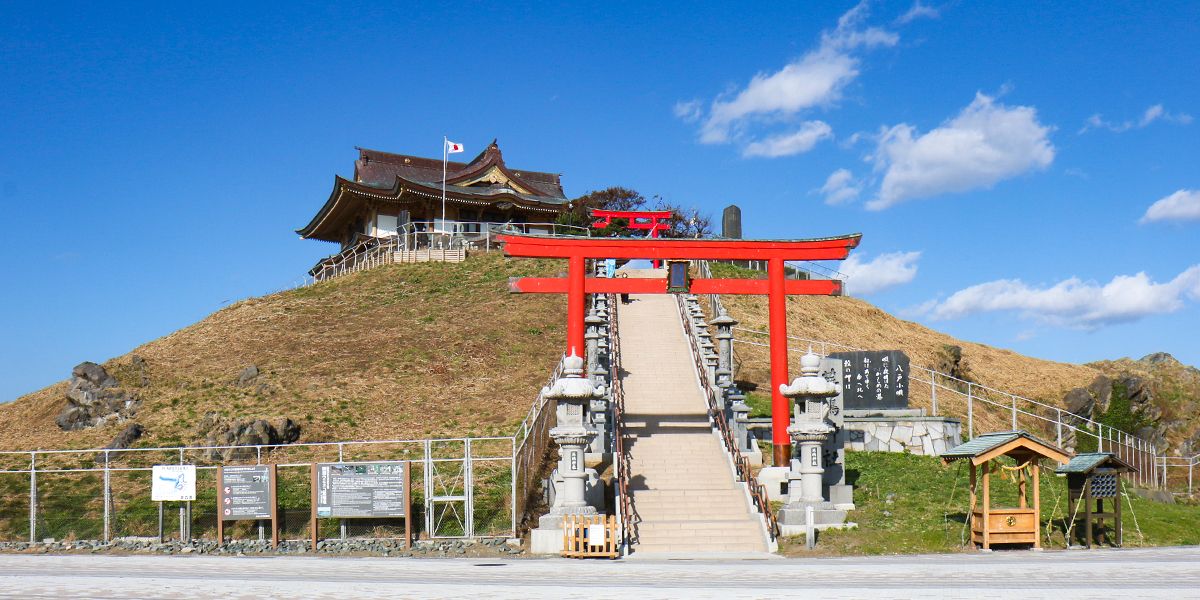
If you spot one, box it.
[1055,452,1136,548]
[942,431,1070,550]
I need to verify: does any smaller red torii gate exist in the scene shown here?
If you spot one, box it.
[589,209,674,237]
[502,233,861,466]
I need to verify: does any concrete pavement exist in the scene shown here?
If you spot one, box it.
[0,547,1196,599]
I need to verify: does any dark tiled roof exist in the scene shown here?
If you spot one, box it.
[354,140,565,199]
[1056,452,1136,474]
[942,430,1066,462]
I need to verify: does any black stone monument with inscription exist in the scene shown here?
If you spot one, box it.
[828,350,910,411]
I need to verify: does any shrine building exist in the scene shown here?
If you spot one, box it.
[297,139,571,250]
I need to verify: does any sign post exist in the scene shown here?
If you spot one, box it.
[310,461,411,551]
[152,465,196,543]
[216,464,278,548]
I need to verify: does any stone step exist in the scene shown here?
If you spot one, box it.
[632,541,767,554]
[635,519,762,532]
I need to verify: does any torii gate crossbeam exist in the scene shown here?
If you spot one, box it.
[501,233,862,467]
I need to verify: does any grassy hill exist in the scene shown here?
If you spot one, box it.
[0,253,566,451]
[4,256,1195,458]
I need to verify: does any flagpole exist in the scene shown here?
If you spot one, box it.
[441,136,447,234]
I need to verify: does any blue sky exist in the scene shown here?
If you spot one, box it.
[1,1,1197,401]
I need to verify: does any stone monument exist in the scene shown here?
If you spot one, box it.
[776,349,852,534]
[722,204,742,239]
[531,354,606,554]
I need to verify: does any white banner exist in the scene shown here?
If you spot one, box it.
[151,465,197,502]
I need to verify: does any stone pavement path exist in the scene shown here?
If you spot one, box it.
[617,291,769,555]
[0,547,1197,599]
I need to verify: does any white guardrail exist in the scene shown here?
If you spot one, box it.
[695,260,1170,491]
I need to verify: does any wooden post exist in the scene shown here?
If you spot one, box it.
[1084,479,1093,549]
[310,463,319,553]
[404,460,412,549]
[969,463,977,546]
[1115,475,1123,547]
[216,466,224,545]
[981,461,991,550]
[269,464,279,549]
[1018,463,1028,509]
[1032,462,1041,549]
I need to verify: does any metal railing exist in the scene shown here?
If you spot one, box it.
[695,259,1164,490]
[730,329,1162,489]
[0,351,567,545]
[608,292,635,554]
[675,293,779,540]
[309,221,591,282]
[1159,454,1199,494]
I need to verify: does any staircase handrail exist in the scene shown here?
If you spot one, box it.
[675,294,779,539]
[608,293,636,553]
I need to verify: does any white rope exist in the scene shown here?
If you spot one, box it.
[1121,478,1146,543]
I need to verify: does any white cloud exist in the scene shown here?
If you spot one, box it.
[867,92,1054,210]
[896,1,940,24]
[841,251,922,295]
[925,265,1200,329]
[1141,189,1200,224]
[1080,104,1193,133]
[683,1,898,153]
[819,168,862,205]
[741,121,833,158]
[673,100,703,123]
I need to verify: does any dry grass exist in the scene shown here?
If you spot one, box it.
[0,253,566,451]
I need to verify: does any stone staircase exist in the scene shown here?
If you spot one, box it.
[618,292,770,555]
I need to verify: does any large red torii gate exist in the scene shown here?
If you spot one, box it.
[501,232,862,466]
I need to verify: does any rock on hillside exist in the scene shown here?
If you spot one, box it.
[1089,353,1200,454]
[0,253,565,451]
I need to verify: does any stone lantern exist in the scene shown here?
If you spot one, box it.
[532,354,606,553]
[710,309,737,390]
[777,349,847,531]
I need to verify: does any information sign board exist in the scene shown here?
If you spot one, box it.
[828,350,910,410]
[219,465,273,520]
[151,465,197,502]
[315,462,408,518]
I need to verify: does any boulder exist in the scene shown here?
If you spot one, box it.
[55,362,139,431]
[105,423,144,450]
[236,365,260,387]
[196,412,301,460]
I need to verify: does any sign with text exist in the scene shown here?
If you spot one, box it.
[219,465,273,520]
[828,350,910,410]
[315,462,408,518]
[151,465,197,502]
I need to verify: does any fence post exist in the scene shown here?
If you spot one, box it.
[103,451,111,543]
[28,452,36,543]
[465,438,475,538]
[967,384,973,438]
[1056,409,1063,448]
[510,437,517,539]
[930,373,938,416]
[1190,460,1194,495]
[1010,395,1017,430]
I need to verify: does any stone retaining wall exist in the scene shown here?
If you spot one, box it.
[843,416,962,456]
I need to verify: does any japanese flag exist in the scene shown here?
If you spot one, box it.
[446,140,464,153]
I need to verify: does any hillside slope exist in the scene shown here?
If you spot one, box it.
[724,293,1099,405]
[0,253,565,450]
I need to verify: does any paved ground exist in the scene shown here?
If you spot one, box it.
[0,547,1197,599]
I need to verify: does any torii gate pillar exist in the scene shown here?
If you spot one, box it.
[767,258,790,466]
